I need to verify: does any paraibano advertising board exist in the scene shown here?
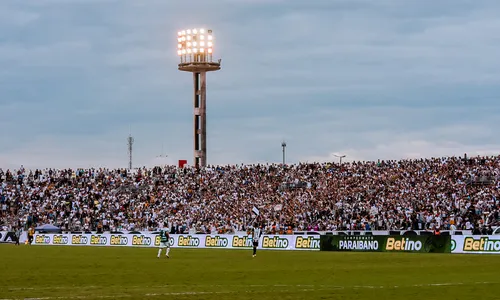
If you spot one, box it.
[320,235,451,253]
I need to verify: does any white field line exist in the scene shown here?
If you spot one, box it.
[4,281,495,291]
[0,282,496,300]
[6,284,314,291]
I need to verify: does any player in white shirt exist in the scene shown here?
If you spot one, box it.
[251,224,261,258]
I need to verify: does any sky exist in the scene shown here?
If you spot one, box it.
[0,0,499,170]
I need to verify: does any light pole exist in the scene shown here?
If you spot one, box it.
[177,28,221,168]
[156,143,168,158]
[333,154,346,165]
[281,141,287,165]
[334,154,346,190]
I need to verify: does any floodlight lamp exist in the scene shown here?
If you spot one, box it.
[208,48,213,54]
[178,44,182,49]
[177,50,182,55]
[182,49,186,54]
[200,28,205,34]
[193,48,198,53]
[178,31,182,36]
[200,47,204,52]
[200,41,205,47]
[207,41,213,47]
[200,35,205,40]
[193,29,198,34]
[181,30,186,35]
[187,49,192,53]
[187,42,192,47]
[177,37,182,42]
[182,36,186,42]
[193,41,197,47]
[187,35,192,41]
[208,35,213,40]
[187,29,191,34]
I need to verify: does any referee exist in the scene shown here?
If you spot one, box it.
[251,224,261,258]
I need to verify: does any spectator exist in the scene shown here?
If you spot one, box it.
[0,155,498,234]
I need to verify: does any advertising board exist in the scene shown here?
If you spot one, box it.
[0,231,9,242]
[31,232,500,255]
[451,235,500,254]
[320,235,451,253]
[31,233,321,251]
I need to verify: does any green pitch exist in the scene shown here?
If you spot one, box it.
[0,245,497,300]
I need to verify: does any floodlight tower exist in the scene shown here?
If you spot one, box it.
[333,154,346,165]
[177,28,221,168]
[281,141,287,165]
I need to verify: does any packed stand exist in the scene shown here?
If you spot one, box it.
[0,155,499,234]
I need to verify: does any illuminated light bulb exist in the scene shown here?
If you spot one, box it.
[187,48,192,53]
[208,48,213,54]
[181,36,186,42]
[177,37,182,42]
[200,35,205,40]
[181,49,186,54]
[200,41,205,47]
[187,29,191,34]
[193,42,197,47]
[193,48,198,53]
[200,28,205,34]
[208,35,213,40]
[199,47,204,52]
[178,44,182,49]
[193,29,198,34]
[178,31,182,36]
[177,50,182,55]
[187,35,192,40]
[187,42,192,47]
[207,41,213,47]
[181,30,186,35]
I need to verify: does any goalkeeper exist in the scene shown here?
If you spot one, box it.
[157,226,171,258]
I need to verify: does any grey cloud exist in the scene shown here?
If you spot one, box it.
[1,0,499,168]
[0,7,39,27]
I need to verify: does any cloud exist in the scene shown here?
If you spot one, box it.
[0,0,499,170]
[0,7,39,27]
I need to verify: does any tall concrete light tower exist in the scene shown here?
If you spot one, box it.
[177,28,221,168]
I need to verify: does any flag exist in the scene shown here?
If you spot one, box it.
[252,206,260,216]
[178,160,188,168]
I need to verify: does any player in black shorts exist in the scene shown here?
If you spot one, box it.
[252,225,261,258]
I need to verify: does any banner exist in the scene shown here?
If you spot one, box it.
[452,235,500,254]
[31,233,321,251]
[320,235,451,253]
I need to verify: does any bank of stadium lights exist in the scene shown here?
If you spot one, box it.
[176,27,221,168]
[177,28,214,63]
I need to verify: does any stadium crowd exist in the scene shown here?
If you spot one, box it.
[0,155,499,234]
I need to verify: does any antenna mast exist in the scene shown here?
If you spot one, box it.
[128,134,134,169]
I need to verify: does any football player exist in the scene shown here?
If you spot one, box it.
[251,224,261,257]
[157,225,171,258]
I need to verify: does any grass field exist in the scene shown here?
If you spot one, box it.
[0,245,498,300]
